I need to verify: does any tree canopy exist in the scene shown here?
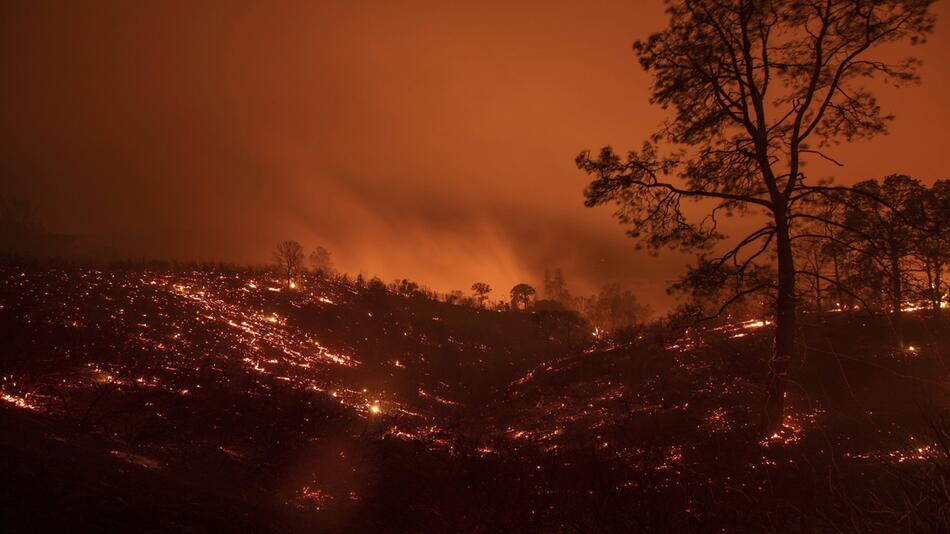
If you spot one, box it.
[510,283,537,311]
[577,0,936,433]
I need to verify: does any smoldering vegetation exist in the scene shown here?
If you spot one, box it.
[1,264,948,532]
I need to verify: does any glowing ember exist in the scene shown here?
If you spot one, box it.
[109,450,163,470]
[1,265,946,530]
[294,485,333,510]
[0,392,38,411]
[845,444,942,463]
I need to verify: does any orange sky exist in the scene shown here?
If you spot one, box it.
[2,0,948,309]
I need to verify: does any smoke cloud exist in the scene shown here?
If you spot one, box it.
[2,0,948,310]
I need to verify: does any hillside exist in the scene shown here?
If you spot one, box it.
[1,266,949,532]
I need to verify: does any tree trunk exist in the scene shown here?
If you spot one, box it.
[832,255,843,310]
[924,260,935,312]
[891,255,903,352]
[936,262,944,314]
[928,259,943,314]
[764,215,796,435]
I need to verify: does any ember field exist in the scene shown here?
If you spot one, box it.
[1,266,949,532]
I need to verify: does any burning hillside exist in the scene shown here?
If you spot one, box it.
[1,266,949,532]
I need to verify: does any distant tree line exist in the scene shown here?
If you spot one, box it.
[440,269,653,334]
[270,241,652,334]
[533,268,654,334]
[792,176,949,348]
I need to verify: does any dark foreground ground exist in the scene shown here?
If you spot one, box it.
[1,266,948,532]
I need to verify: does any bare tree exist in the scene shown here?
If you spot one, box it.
[309,245,334,274]
[471,282,492,308]
[577,0,934,433]
[273,240,304,285]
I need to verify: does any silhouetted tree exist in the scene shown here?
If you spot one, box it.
[795,238,829,316]
[366,276,387,296]
[543,268,573,305]
[841,175,926,349]
[393,278,420,297]
[273,240,304,284]
[794,199,878,314]
[309,245,334,274]
[792,202,845,317]
[445,290,464,305]
[471,282,492,308]
[581,283,653,332]
[510,283,536,311]
[827,247,848,309]
[916,180,950,313]
[532,309,593,350]
[577,0,935,433]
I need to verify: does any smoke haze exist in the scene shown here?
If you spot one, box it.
[2,0,948,309]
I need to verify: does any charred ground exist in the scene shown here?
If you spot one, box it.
[1,265,948,532]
